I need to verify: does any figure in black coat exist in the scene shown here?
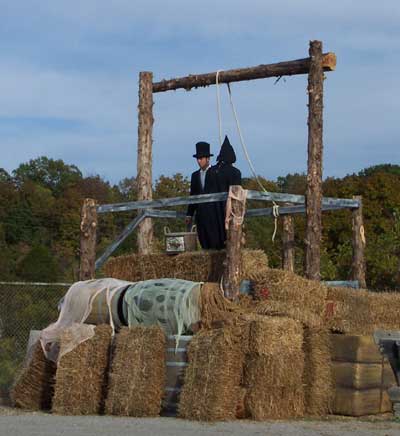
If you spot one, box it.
[214,135,242,191]
[186,142,226,250]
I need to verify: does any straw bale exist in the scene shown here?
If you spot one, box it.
[243,316,305,420]
[326,287,400,334]
[103,249,268,283]
[178,326,245,421]
[247,315,303,356]
[105,326,166,417]
[251,268,328,317]
[254,300,323,329]
[12,341,56,411]
[245,387,305,420]
[52,325,112,415]
[303,327,334,416]
[325,287,373,334]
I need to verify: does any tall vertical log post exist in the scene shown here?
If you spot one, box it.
[79,198,98,280]
[137,71,154,254]
[305,40,324,281]
[351,195,366,288]
[223,185,246,301]
[282,214,295,272]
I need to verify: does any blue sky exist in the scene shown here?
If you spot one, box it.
[1,1,399,184]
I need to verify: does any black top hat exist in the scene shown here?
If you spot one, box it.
[193,141,213,158]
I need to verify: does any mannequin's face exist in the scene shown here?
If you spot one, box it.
[197,157,210,170]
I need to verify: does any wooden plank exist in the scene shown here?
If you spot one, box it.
[153,52,336,93]
[145,209,186,219]
[95,213,146,270]
[305,40,324,281]
[324,280,360,289]
[97,191,360,214]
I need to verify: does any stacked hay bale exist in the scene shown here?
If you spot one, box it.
[105,326,166,417]
[331,334,396,416]
[178,325,245,421]
[12,341,56,410]
[251,268,328,328]
[244,316,305,420]
[103,249,268,283]
[52,325,112,415]
[326,287,400,334]
[302,327,334,416]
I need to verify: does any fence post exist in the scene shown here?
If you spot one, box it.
[305,40,324,281]
[223,185,247,301]
[351,195,366,288]
[79,198,97,280]
[137,71,154,254]
[282,214,295,272]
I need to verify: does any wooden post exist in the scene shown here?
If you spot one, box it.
[137,71,154,254]
[305,40,324,281]
[282,214,295,272]
[351,195,366,288]
[223,185,246,301]
[79,198,97,280]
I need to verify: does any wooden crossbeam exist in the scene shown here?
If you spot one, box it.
[152,53,336,93]
[95,213,146,270]
[97,190,359,214]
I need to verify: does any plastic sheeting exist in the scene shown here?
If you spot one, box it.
[40,278,131,362]
[124,279,202,339]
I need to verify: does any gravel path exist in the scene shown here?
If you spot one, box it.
[0,408,399,436]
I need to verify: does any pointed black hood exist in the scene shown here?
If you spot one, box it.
[217,135,236,164]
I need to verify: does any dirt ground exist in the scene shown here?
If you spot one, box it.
[1,407,399,436]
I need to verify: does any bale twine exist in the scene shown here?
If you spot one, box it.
[11,341,56,411]
[52,325,112,415]
[103,249,268,283]
[105,326,166,417]
[251,268,328,317]
[178,326,245,421]
[303,327,334,416]
[244,316,305,420]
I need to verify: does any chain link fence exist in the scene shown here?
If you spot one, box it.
[0,282,70,402]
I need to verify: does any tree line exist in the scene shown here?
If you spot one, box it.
[0,157,399,290]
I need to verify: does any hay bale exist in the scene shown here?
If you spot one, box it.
[254,300,323,329]
[251,268,328,318]
[326,287,400,334]
[244,316,305,420]
[325,287,373,334]
[12,341,56,410]
[178,326,245,421]
[105,326,166,417]
[303,327,334,416]
[103,249,268,283]
[52,325,112,415]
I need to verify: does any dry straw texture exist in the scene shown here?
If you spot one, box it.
[302,327,334,416]
[326,287,400,334]
[244,316,305,420]
[103,249,268,283]
[178,326,245,421]
[52,325,112,415]
[251,268,328,318]
[105,326,166,417]
[12,341,56,410]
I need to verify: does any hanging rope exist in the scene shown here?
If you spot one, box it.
[215,70,223,146]
[226,82,280,242]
